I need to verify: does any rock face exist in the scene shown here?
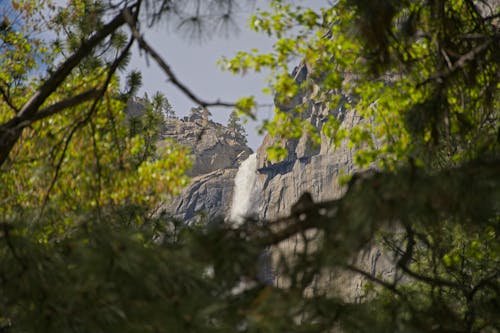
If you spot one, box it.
[250,61,394,299]
[165,168,238,222]
[161,113,252,221]
[164,114,252,177]
[160,62,358,223]
[255,61,360,219]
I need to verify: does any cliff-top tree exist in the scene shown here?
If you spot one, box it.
[0,1,499,333]
[152,91,175,118]
[227,110,247,143]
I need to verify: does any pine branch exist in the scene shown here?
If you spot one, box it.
[0,4,136,167]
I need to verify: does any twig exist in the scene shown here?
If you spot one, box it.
[469,272,499,299]
[39,114,87,216]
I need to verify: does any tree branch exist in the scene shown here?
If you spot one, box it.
[419,40,493,86]
[344,264,402,297]
[0,84,18,113]
[39,37,135,217]
[15,8,130,122]
[0,4,135,167]
[254,158,500,251]
[123,8,236,109]
[18,88,101,126]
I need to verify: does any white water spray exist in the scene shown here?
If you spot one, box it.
[230,153,257,225]
[229,153,273,285]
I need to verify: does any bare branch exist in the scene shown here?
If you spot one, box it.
[398,263,464,290]
[419,40,493,86]
[123,9,236,109]
[344,264,402,297]
[469,272,500,299]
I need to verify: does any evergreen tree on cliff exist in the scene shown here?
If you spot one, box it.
[0,0,498,332]
[227,110,247,143]
[152,91,175,118]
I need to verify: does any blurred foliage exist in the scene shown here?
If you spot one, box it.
[0,0,499,332]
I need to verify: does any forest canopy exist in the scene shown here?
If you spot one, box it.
[0,0,499,332]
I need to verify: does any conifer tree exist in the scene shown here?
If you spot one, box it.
[227,110,247,143]
[152,91,174,118]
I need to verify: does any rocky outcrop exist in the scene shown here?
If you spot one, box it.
[164,114,252,177]
[163,168,237,222]
[160,113,252,221]
[125,99,252,222]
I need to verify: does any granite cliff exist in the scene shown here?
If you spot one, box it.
[254,62,359,220]
[160,61,393,298]
[250,62,392,298]
[160,113,252,222]
[161,62,360,222]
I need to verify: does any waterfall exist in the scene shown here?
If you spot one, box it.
[229,153,257,225]
[229,152,273,285]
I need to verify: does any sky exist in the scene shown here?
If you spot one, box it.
[128,2,277,151]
